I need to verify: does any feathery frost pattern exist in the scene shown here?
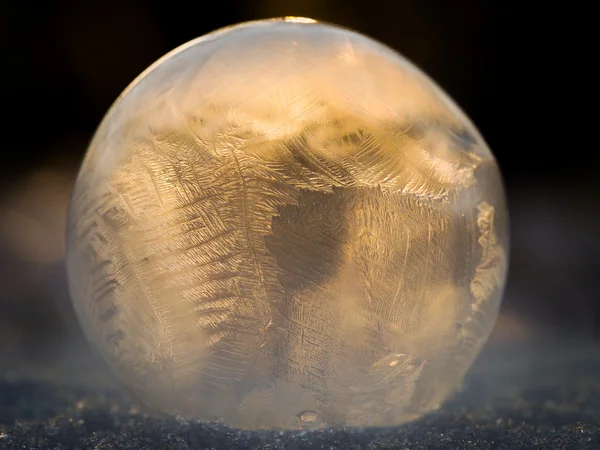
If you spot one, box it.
[67,19,508,429]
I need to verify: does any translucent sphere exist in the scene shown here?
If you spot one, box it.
[66,18,508,429]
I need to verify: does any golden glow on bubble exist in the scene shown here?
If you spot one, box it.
[66,18,508,430]
[284,17,317,24]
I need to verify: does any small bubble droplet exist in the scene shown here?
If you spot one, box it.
[297,410,319,423]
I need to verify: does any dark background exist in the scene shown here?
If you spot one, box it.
[0,0,597,369]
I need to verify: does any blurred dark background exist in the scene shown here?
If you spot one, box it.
[0,0,597,372]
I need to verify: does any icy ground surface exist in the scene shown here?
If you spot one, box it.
[2,334,599,449]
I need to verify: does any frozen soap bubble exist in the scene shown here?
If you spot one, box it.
[66,17,508,429]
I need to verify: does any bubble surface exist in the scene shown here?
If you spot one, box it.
[66,18,508,429]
